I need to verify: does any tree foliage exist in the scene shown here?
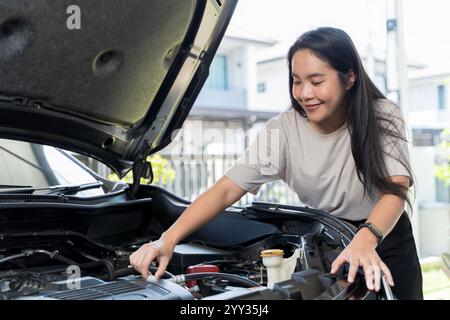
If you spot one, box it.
[434,129,450,187]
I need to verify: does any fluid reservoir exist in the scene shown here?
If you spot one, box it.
[261,248,300,288]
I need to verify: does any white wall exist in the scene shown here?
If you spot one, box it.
[419,203,450,257]
[410,146,437,203]
[225,47,245,90]
[407,74,450,258]
[254,59,290,112]
[209,39,271,110]
[409,73,450,112]
[242,45,258,109]
[409,84,437,112]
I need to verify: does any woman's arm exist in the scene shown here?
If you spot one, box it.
[331,175,411,291]
[360,175,410,245]
[130,176,247,279]
[162,176,247,247]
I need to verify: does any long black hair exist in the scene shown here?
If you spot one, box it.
[287,27,413,210]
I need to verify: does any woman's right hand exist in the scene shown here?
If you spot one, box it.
[129,235,175,280]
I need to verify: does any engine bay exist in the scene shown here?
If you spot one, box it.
[0,187,386,300]
[0,227,375,300]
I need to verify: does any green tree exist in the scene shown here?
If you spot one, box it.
[434,129,450,187]
[108,154,176,185]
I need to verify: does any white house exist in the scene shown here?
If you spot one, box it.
[407,66,450,257]
[160,29,302,204]
[409,66,450,203]
[184,28,279,156]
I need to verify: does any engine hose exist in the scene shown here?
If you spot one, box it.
[111,266,138,278]
[171,272,262,288]
[51,253,78,266]
[33,260,115,279]
[149,266,174,279]
[112,266,174,279]
[97,260,115,281]
[0,252,31,265]
[77,260,115,281]
[62,246,115,280]
[0,249,77,266]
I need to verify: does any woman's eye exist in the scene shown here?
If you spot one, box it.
[312,81,324,86]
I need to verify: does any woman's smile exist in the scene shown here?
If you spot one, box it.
[303,102,323,111]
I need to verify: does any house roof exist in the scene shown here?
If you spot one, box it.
[409,66,450,80]
[189,106,279,121]
[407,110,450,129]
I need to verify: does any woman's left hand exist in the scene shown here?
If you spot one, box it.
[330,228,395,291]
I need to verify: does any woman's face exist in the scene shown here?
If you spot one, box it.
[291,49,354,134]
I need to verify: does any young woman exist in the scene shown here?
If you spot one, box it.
[130,27,423,300]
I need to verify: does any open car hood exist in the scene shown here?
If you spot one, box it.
[0,0,237,176]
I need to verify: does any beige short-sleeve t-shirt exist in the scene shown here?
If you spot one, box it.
[225,99,412,220]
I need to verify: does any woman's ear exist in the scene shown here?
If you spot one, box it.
[345,70,356,90]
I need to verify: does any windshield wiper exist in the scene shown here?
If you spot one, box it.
[0,185,33,189]
[0,181,103,195]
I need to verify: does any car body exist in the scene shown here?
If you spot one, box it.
[0,0,390,300]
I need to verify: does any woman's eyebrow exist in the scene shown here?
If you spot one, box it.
[292,72,326,79]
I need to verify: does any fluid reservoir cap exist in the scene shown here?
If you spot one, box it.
[260,249,284,257]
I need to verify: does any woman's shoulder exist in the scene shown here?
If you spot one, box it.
[374,98,408,136]
[268,107,305,128]
[259,108,303,143]
[374,98,404,117]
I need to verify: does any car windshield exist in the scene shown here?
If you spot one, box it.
[0,138,105,197]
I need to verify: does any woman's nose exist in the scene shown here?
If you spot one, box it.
[295,84,314,102]
[300,84,314,101]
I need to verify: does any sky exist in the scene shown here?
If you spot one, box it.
[228,0,450,66]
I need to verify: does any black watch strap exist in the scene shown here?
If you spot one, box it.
[356,222,383,245]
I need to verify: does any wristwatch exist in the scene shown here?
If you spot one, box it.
[356,222,383,245]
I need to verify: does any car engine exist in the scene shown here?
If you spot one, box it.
[0,227,381,300]
[0,188,392,300]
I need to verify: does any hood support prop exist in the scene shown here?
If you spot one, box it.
[131,145,154,196]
